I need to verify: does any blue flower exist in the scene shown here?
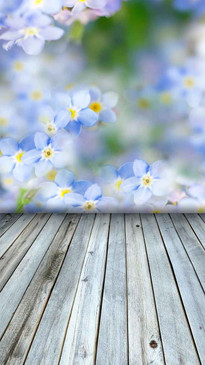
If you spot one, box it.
[22,131,69,177]
[101,162,134,192]
[65,183,116,212]
[40,168,91,207]
[63,0,106,14]
[0,11,64,55]
[0,135,34,181]
[56,89,98,135]
[121,159,166,204]
[19,0,63,15]
[89,87,118,124]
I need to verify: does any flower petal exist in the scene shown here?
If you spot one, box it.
[0,138,18,156]
[55,169,74,187]
[84,184,102,201]
[133,159,149,177]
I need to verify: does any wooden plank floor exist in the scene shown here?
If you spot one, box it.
[0,214,204,365]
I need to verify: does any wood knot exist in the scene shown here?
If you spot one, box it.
[150,340,158,349]
[136,224,140,228]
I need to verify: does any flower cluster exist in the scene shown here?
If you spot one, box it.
[0,0,123,55]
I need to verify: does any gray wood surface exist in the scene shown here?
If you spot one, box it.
[0,213,204,365]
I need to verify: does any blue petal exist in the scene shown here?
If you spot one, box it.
[35,159,53,177]
[84,184,102,201]
[40,182,58,199]
[66,121,82,136]
[0,156,14,173]
[13,164,32,182]
[78,108,98,127]
[54,110,70,129]
[121,177,140,193]
[133,160,149,178]
[72,90,90,109]
[101,165,118,183]
[64,193,85,207]
[72,180,92,194]
[118,162,134,179]
[134,187,152,204]
[34,132,50,150]
[55,169,74,188]
[22,149,41,165]
[20,37,45,56]
[99,109,116,123]
[19,134,35,151]
[0,138,18,156]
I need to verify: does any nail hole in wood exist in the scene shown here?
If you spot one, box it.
[150,340,158,348]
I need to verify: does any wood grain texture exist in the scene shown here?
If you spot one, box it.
[0,213,204,365]
[0,214,35,257]
[171,214,205,291]
[185,214,205,249]
[141,214,199,365]
[60,214,110,365]
[156,214,205,362]
[96,214,128,365]
[0,214,21,238]
[0,214,80,365]
[25,214,95,365]
[0,214,65,338]
[125,214,164,365]
[0,213,51,291]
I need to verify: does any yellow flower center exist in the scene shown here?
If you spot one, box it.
[184,76,195,89]
[13,61,24,71]
[59,188,72,199]
[90,102,102,113]
[198,207,204,213]
[142,174,153,187]
[0,149,2,157]
[15,151,24,163]
[42,147,55,159]
[23,27,39,38]
[33,0,43,6]
[30,90,43,101]
[3,178,14,185]
[46,123,57,135]
[138,98,150,109]
[46,170,57,181]
[115,179,123,191]
[160,92,172,104]
[84,201,95,211]
[0,117,8,126]
[68,108,78,120]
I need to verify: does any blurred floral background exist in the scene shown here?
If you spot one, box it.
[0,0,205,213]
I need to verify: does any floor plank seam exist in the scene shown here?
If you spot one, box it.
[0,214,22,239]
[0,214,52,293]
[94,214,111,365]
[57,214,97,365]
[169,214,205,294]
[183,214,205,251]
[0,214,66,342]
[22,214,81,365]
[154,214,202,362]
[140,214,166,364]
[0,214,36,259]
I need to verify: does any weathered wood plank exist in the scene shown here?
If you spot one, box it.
[170,214,205,291]
[0,214,51,291]
[25,214,95,365]
[0,214,65,339]
[199,214,205,223]
[0,214,80,365]
[125,214,164,365]
[96,214,128,365]
[156,214,205,362]
[141,214,199,365]
[0,214,21,238]
[0,214,35,257]
[60,214,110,365]
[185,214,205,249]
